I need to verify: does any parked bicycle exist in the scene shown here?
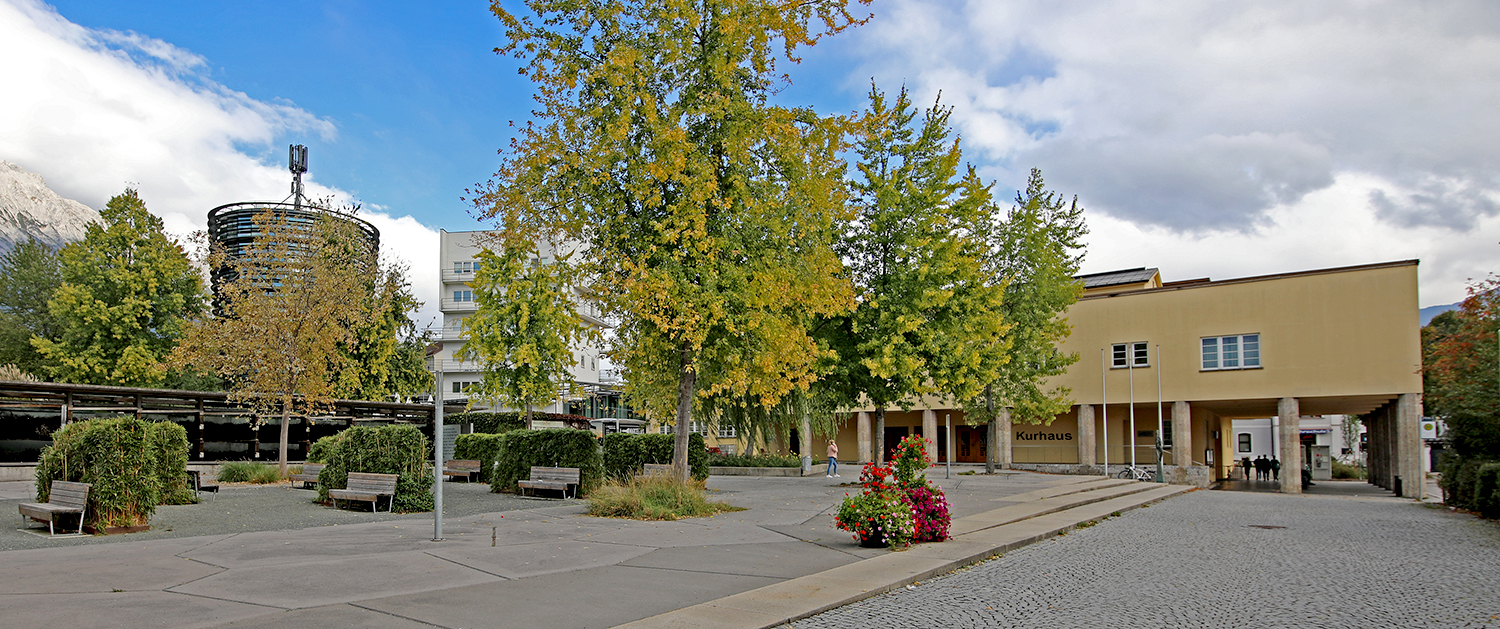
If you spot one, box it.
[1116,466,1156,482]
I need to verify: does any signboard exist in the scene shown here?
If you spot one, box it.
[1420,417,1446,440]
[1299,429,1330,435]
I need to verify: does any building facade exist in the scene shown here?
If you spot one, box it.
[826,260,1425,497]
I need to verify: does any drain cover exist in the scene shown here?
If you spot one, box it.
[1248,525,1286,529]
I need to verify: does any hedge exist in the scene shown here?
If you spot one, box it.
[491,428,604,495]
[35,417,178,529]
[445,411,592,433]
[307,433,342,463]
[1475,462,1500,520]
[316,424,434,512]
[602,433,708,481]
[453,433,504,483]
[150,421,197,505]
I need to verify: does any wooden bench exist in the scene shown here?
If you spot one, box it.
[641,463,673,477]
[443,460,483,483]
[516,466,580,499]
[328,472,398,512]
[187,470,219,501]
[289,463,324,489]
[19,480,90,536]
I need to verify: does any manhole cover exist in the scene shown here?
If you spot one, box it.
[1248,525,1286,530]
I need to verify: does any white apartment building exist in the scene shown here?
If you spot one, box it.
[435,230,608,413]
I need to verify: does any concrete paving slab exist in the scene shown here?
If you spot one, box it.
[356,564,783,629]
[584,518,796,548]
[426,539,656,579]
[210,603,435,628]
[169,549,500,609]
[618,541,859,579]
[0,590,274,628]
[0,542,227,594]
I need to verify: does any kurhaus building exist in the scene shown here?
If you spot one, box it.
[826,260,1425,498]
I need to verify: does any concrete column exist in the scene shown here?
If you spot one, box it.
[1172,401,1192,468]
[922,410,938,465]
[1077,405,1096,466]
[856,412,872,464]
[1278,397,1301,494]
[799,414,812,474]
[1397,393,1422,499]
[998,407,1013,469]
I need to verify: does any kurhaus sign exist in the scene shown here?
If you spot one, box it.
[1015,430,1074,441]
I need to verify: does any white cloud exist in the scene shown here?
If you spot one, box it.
[846,0,1500,304]
[0,0,441,323]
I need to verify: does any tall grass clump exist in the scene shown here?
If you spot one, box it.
[586,474,743,521]
[216,461,283,484]
[317,424,433,512]
[34,416,165,529]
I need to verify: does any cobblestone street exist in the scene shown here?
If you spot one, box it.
[794,489,1500,629]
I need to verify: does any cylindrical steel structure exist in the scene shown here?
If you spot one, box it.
[206,201,380,312]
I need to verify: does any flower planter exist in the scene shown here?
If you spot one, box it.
[859,534,889,548]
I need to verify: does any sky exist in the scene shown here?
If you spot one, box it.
[2,0,1497,327]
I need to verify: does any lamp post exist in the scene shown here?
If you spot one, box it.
[424,344,446,543]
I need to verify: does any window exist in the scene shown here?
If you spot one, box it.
[452,290,473,302]
[1202,334,1261,370]
[1162,421,1173,448]
[1111,342,1150,368]
[718,425,737,438]
[454,261,474,274]
[451,381,476,394]
[1237,433,1252,452]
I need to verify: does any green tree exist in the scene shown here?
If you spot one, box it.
[35,189,205,386]
[967,168,1088,472]
[333,260,430,402]
[476,0,866,481]
[1423,278,1500,459]
[461,243,592,427]
[172,208,385,477]
[0,238,62,376]
[829,86,1009,464]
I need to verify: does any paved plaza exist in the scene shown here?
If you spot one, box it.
[793,485,1500,629]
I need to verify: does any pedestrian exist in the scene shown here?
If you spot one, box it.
[1242,457,1253,481]
[1255,455,1268,481]
[1271,457,1281,481]
[826,439,840,478]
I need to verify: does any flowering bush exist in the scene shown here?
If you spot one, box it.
[904,484,951,542]
[891,435,929,487]
[834,491,915,547]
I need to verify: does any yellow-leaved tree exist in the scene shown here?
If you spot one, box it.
[474,0,868,480]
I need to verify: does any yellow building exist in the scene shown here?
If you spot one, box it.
[829,260,1425,497]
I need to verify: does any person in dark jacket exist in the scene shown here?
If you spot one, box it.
[1242,457,1253,481]
[1271,457,1281,481]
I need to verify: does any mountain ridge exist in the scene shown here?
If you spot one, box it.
[0,160,100,254]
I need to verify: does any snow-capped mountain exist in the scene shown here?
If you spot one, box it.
[0,160,99,254]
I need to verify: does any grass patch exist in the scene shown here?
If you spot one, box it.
[586,474,745,521]
[216,461,283,484]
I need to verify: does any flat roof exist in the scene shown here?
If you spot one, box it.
[1076,267,1159,289]
[1079,259,1419,301]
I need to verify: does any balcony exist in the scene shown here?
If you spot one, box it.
[440,299,477,313]
[441,269,477,283]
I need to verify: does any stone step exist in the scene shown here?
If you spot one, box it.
[950,480,1159,537]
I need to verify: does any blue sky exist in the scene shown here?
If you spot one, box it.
[3,0,1499,322]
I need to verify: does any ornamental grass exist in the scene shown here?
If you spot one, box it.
[216,461,284,484]
[586,473,743,521]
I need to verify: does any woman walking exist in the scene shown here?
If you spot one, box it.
[826,440,840,478]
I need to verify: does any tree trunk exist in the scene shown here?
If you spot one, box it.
[278,403,291,479]
[525,404,533,431]
[672,345,696,483]
[985,384,997,474]
[874,407,886,466]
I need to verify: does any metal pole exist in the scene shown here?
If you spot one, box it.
[1129,349,1137,471]
[945,413,952,479]
[1156,344,1165,483]
[1102,349,1108,478]
[433,360,445,542]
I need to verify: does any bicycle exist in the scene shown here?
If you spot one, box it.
[1116,466,1156,482]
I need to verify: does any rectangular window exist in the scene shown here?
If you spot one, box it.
[1111,341,1150,368]
[718,426,737,438]
[1162,420,1173,448]
[1202,334,1262,371]
[454,261,474,274]
[453,290,473,302]
[1238,433,1252,452]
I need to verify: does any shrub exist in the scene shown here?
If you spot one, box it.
[317,424,434,512]
[492,428,604,495]
[1475,462,1500,519]
[307,433,344,463]
[1441,454,1484,510]
[148,421,197,505]
[34,416,162,529]
[586,474,742,520]
[835,491,915,547]
[601,432,708,480]
[217,461,282,484]
[904,484,951,542]
[454,433,504,482]
[891,435,929,487]
[707,452,801,468]
[1331,461,1364,480]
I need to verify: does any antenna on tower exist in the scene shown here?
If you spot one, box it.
[289,144,308,209]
